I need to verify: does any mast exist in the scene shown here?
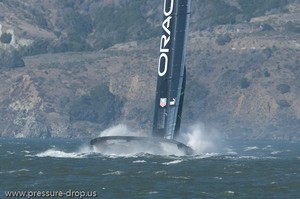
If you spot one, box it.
[152,0,191,140]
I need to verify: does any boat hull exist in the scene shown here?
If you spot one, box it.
[90,136,193,155]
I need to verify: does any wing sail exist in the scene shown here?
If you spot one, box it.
[153,0,191,139]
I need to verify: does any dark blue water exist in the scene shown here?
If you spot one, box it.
[1,138,299,198]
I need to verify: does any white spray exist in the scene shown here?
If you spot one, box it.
[178,123,222,154]
[34,123,222,158]
[99,124,145,137]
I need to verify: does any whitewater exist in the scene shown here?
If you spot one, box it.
[1,126,299,198]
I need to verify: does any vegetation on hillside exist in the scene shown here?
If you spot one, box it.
[68,85,123,126]
[2,0,297,56]
[0,49,24,68]
[0,0,299,139]
[0,33,12,44]
[238,0,290,19]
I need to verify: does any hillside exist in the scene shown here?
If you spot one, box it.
[0,0,300,140]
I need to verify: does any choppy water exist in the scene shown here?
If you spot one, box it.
[0,138,300,198]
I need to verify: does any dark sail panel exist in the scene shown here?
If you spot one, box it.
[153,0,191,139]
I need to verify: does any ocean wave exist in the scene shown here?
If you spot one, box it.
[214,177,223,180]
[226,151,238,155]
[148,191,159,195]
[168,175,190,180]
[35,149,88,158]
[154,170,167,175]
[102,170,124,176]
[133,160,147,163]
[185,153,222,161]
[162,159,183,165]
[226,155,277,160]
[225,147,237,155]
[8,169,30,174]
[239,155,260,159]
[224,190,235,196]
[271,150,283,155]
[103,153,141,159]
[262,145,273,150]
[244,146,259,151]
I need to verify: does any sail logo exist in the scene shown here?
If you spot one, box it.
[170,98,176,105]
[160,98,167,107]
[158,0,174,77]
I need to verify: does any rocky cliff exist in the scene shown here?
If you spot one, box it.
[0,0,300,140]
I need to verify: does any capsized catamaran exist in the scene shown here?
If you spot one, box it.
[91,0,193,155]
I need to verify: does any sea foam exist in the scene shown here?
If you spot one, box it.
[35,149,88,158]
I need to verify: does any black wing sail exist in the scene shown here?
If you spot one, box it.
[153,0,191,140]
[90,0,194,155]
